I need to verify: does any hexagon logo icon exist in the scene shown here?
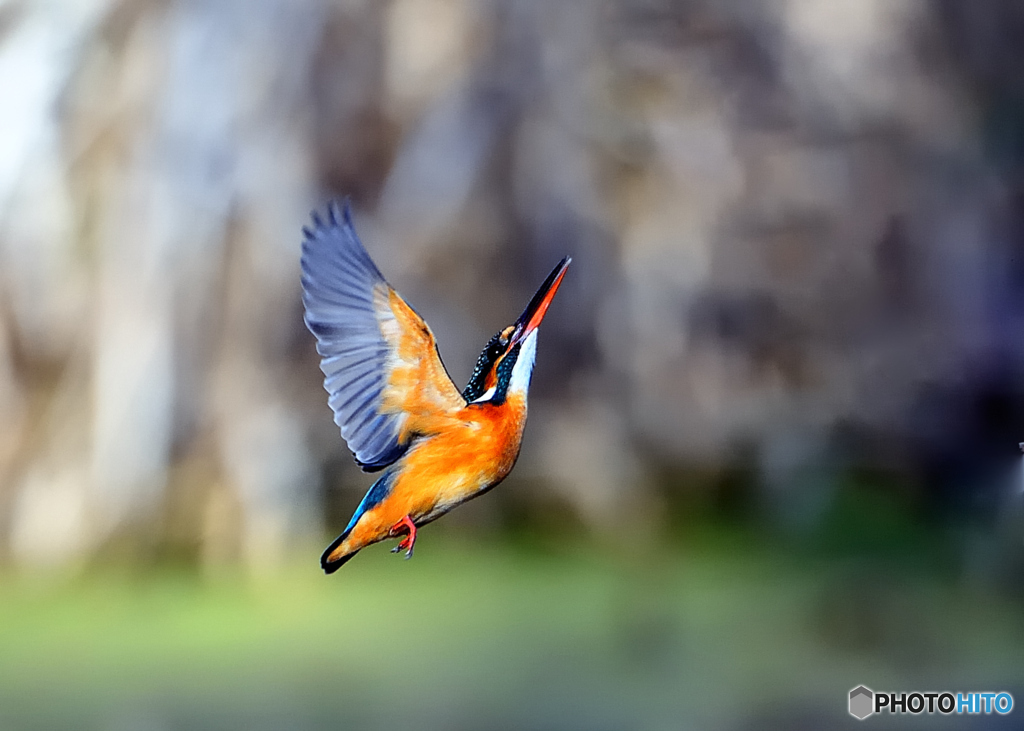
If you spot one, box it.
[849,686,874,720]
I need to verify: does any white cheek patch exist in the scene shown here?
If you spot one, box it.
[470,385,497,404]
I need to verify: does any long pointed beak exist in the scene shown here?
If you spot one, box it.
[512,256,571,344]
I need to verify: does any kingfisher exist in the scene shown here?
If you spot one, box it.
[301,201,570,573]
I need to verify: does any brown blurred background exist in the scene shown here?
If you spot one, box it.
[1,1,1024,729]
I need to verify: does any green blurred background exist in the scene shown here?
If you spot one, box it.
[1,0,1024,728]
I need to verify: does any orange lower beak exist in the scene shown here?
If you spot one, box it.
[513,256,571,343]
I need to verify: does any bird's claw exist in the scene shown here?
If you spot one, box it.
[390,545,414,559]
[390,537,414,559]
[387,515,417,559]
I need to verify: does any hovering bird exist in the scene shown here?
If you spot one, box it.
[301,201,570,573]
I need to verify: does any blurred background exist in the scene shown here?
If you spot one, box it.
[1,0,1024,728]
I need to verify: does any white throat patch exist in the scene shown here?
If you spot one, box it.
[508,328,538,397]
[468,328,539,404]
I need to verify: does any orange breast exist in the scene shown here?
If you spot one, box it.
[344,394,528,549]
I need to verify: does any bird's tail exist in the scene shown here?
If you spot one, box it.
[321,530,359,574]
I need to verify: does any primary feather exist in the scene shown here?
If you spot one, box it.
[300,201,465,471]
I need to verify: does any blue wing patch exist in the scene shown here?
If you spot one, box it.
[343,470,396,534]
[301,201,411,471]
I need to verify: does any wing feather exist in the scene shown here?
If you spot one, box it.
[301,201,465,471]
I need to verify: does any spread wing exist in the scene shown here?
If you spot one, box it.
[300,201,465,471]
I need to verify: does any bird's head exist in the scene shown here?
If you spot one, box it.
[463,256,571,405]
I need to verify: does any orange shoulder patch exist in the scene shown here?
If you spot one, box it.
[375,287,466,440]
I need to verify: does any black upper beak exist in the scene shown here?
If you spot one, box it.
[512,256,571,343]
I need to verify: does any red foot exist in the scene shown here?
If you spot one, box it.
[388,515,417,559]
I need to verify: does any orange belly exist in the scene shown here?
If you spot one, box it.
[340,394,527,553]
